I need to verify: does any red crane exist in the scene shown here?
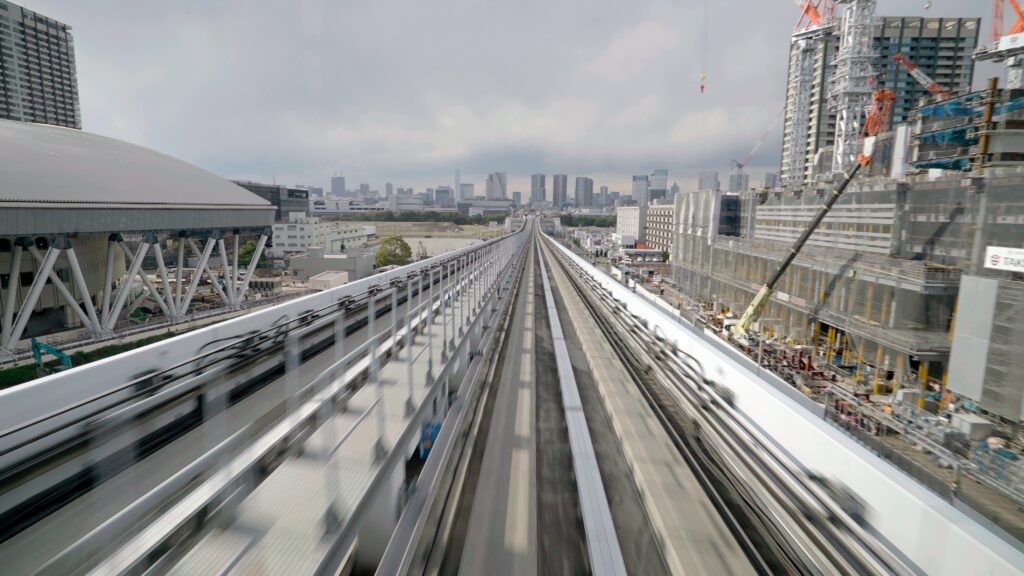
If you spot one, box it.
[993,0,1024,44]
[793,0,835,31]
[891,53,951,100]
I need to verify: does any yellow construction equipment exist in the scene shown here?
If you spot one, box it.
[730,89,895,339]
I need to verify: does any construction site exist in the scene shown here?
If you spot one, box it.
[670,0,1024,541]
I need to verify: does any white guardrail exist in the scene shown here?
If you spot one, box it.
[547,237,1024,576]
[0,231,520,448]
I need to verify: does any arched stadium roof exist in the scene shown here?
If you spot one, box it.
[0,119,274,235]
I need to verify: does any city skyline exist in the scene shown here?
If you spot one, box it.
[17,0,995,195]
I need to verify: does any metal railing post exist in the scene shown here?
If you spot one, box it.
[405,278,414,414]
[441,264,449,359]
[427,268,434,384]
[370,292,386,461]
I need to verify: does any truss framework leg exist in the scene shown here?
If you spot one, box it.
[2,242,25,341]
[3,247,60,350]
[105,241,150,331]
[65,244,102,335]
[100,236,117,327]
[235,233,268,306]
[118,241,172,320]
[187,238,230,307]
[27,244,93,333]
[178,238,216,315]
[151,241,177,321]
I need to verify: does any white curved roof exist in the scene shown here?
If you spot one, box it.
[0,119,270,207]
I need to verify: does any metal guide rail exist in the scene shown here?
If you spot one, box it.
[535,234,627,576]
[540,233,915,576]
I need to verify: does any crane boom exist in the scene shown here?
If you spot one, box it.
[891,53,950,100]
[730,89,894,338]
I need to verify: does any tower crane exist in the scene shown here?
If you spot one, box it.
[730,89,895,339]
[977,0,1024,88]
[891,53,952,100]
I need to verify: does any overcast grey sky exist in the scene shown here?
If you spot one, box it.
[28,0,994,194]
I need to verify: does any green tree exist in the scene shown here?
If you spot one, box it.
[375,236,413,267]
[238,239,259,267]
[660,250,670,263]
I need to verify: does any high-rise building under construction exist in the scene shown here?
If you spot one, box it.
[780,16,979,186]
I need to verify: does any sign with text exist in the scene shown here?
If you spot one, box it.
[984,246,1024,274]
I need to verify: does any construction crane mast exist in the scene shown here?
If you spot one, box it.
[730,89,895,339]
[784,1,835,187]
[891,53,952,100]
[828,0,878,175]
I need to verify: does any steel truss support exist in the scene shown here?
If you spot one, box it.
[100,235,117,327]
[186,237,230,308]
[105,239,150,331]
[65,242,103,335]
[178,237,217,315]
[118,238,173,321]
[234,231,269,308]
[150,239,177,322]
[1,239,25,341]
[175,234,186,311]
[2,246,60,351]
[26,240,93,333]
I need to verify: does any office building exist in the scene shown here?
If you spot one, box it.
[460,183,474,200]
[670,182,680,200]
[331,174,346,196]
[454,169,461,202]
[728,172,750,192]
[385,182,394,198]
[0,1,81,129]
[698,171,720,191]
[644,203,675,255]
[632,175,650,208]
[435,186,455,208]
[512,191,522,207]
[763,172,780,189]
[574,176,594,208]
[486,172,508,199]
[649,169,668,201]
[616,206,644,242]
[233,181,309,221]
[599,185,609,208]
[552,174,568,207]
[269,213,375,258]
[780,16,979,186]
[530,173,546,205]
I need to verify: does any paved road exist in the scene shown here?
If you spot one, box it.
[457,243,539,576]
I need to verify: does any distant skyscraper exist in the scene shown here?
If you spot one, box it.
[632,175,650,208]
[574,177,594,208]
[359,183,370,195]
[0,1,81,129]
[454,169,461,201]
[426,188,435,203]
[331,174,346,196]
[486,172,508,199]
[670,182,680,199]
[435,186,455,208]
[552,174,568,207]
[385,182,394,198]
[763,172,780,189]
[530,174,546,204]
[512,191,522,207]
[460,183,474,199]
[728,172,750,192]
[649,169,668,201]
[698,171,719,191]
[599,185,609,207]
